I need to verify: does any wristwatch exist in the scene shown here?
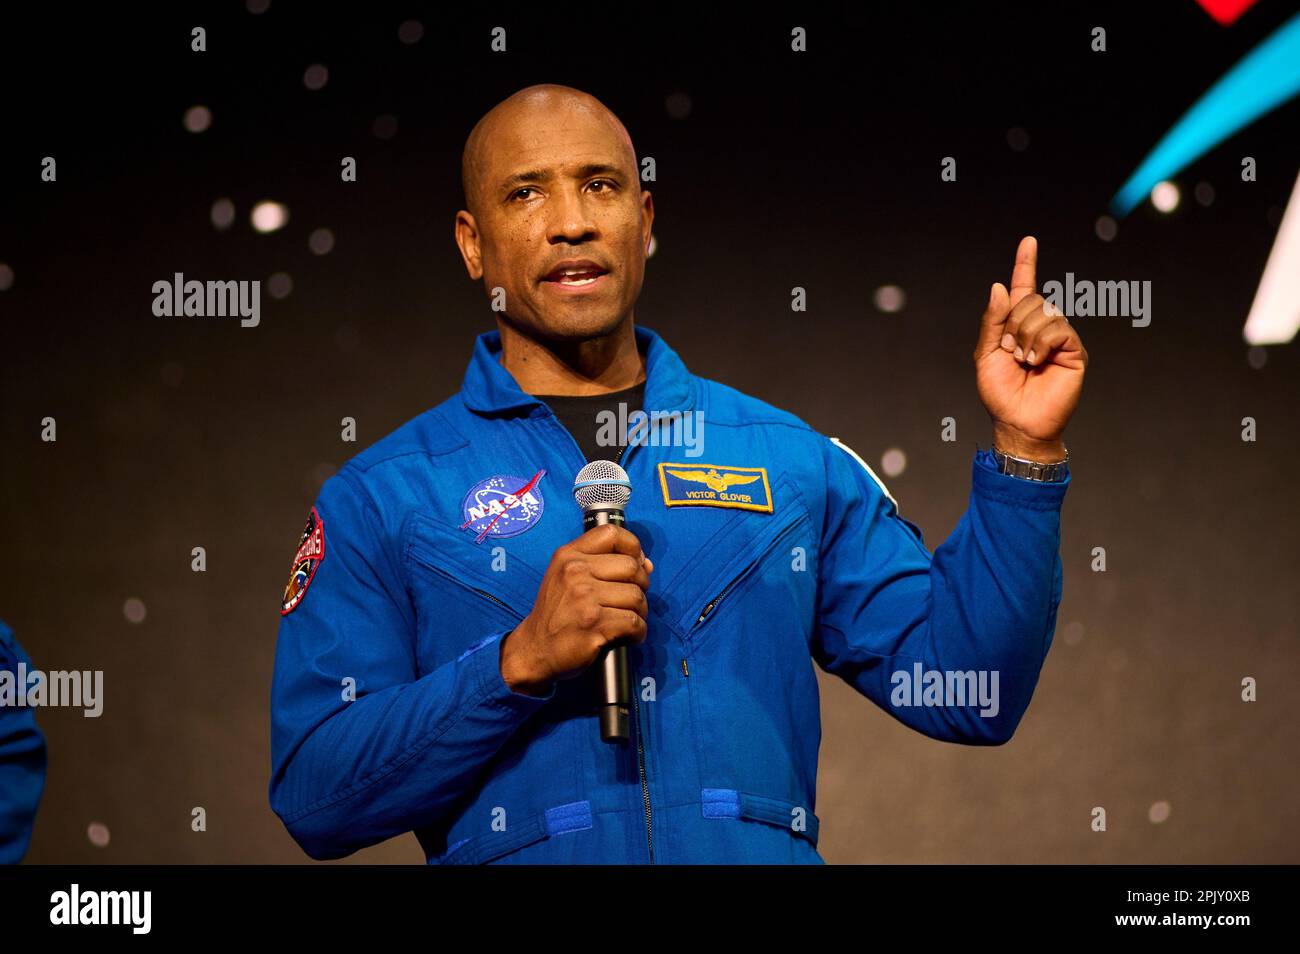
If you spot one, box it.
[991,445,1070,482]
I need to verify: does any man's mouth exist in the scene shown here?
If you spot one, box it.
[541,259,610,287]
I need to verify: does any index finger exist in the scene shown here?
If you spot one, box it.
[1008,235,1038,308]
[573,523,645,562]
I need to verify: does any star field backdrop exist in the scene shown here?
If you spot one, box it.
[1,1,1297,864]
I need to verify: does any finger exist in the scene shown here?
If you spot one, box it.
[1008,235,1038,308]
[976,281,1013,355]
[1025,319,1084,368]
[598,606,648,644]
[1003,293,1046,352]
[584,552,651,588]
[1010,303,1056,361]
[595,580,650,616]
[573,524,645,562]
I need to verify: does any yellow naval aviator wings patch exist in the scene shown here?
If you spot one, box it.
[657,463,773,513]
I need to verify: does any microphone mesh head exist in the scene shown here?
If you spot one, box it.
[573,460,632,510]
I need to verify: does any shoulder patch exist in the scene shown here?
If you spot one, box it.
[658,462,773,513]
[281,506,326,615]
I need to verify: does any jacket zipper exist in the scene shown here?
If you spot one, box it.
[408,548,524,622]
[693,516,803,630]
[614,426,654,862]
[541,405,655,863]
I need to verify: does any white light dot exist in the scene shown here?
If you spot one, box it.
[372,114,398,140]
[303,64,329,91]
[1151,181,1180,213]
[87,822,111,847]
[123,598,147,624]
[1063,621,1085,646]
[268,272,293,299]
[881,447,907,478]
[1148,800,1171,824]
[308,228,335,255]
[183,105,212,133]
[1247,346,1267,369]
[1006,126,1029,152]
[665,91,692,120]
[873,285,906,313]
[1194,181,1215,206]
[251,201,289,233]
[1094,215,1118,242]
[0,263,13,291]
[398,20,424,44]
[210,198,235,230]
[647,234,658,258]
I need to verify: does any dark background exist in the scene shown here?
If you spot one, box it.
[1,0,1297,863]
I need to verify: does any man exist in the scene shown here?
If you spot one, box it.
[268,84,1086,864]
[0,620,47,864]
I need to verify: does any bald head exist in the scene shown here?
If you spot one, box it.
[461,84,637,220]
[453,83,654,347]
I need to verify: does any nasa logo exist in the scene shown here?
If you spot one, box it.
[281,506,325,615]
[459,469,546,543]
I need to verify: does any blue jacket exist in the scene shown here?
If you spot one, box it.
[0,621,47,864]
[269,325,1068,863]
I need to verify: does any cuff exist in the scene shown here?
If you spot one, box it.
[973,448,1070,509]
[464,631,557,711]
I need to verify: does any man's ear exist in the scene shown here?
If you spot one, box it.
[454,210,483,280]
[640,190,655,253]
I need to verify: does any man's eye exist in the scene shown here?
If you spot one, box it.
[589,179,616,193]
[511,187,536,201]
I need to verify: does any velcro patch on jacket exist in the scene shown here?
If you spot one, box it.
[657,463,773,513]
[281,506,325,615]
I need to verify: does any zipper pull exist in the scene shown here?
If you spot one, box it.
[697,596,721,625]
[680,658,689,677]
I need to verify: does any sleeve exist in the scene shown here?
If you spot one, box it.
[0,622,48,865]
[813,440,1068,745]
[268,468,555,860]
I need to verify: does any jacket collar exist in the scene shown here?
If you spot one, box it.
[459,324,694,417]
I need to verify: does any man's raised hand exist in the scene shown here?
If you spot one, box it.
[975,235,1088,460]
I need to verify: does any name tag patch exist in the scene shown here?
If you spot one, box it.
[658,463,773,513]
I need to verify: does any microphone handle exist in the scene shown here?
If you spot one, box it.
[585,508,631,743]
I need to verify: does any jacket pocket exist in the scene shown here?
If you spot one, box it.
[404,511,545,671]
[679,495,813,648]
[434,800,593,865]
[701,788,820,847]
[408,542,525,622]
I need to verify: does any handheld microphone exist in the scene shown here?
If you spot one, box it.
[572,460,634,744]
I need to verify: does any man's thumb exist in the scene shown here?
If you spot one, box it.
[978,281,1012,352]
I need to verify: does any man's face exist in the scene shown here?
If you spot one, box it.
[456,103,653,342]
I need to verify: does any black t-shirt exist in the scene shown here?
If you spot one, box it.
[532,381,646,463]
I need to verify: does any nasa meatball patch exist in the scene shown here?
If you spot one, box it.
[459,470,546,543]
[281,506,326,615]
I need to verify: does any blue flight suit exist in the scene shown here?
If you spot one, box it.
[0,621,47,864]
[269,325,1068,863]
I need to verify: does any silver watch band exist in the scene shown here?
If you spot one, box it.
[991,445,1070,482]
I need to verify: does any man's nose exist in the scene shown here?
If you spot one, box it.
[547,187,596,243]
